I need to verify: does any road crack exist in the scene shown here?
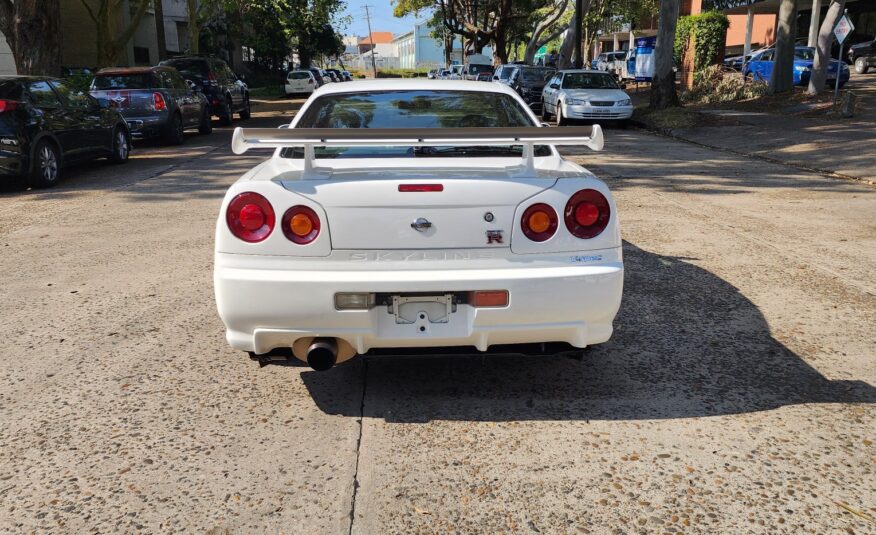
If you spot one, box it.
[347,359,368,535]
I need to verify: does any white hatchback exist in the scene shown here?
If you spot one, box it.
[284,70,317,98]
[215,80,623,370]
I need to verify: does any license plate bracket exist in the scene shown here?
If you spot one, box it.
[390,294,456,324]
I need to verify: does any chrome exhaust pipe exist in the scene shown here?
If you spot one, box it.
[306,338,338,371]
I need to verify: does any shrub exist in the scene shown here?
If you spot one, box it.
[681,64,768,104]
[675,11,730,72]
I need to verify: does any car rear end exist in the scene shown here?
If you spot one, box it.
[90,71,170,139]
[285,71,316,96]
[160,58,224,113]
[0,79,30,178]
[214,83,623,369]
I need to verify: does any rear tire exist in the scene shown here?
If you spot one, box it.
[855,57,869,74]
[109,126,130,163]
[219,97,233,126]
[164,113,185,145]
[30,139,61,188]
[239,96,251,120]
[198,106,213,135]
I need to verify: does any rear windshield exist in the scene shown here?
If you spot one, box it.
[93,74,153,90]
[562,72,619,89]
[0,80,23,100]
[288,72,311,80]
[497,67,514,80]
[162,59,209,80]
[285,90,546,159]
[467,64,493,75]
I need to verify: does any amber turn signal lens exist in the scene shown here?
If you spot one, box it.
[290,213,313,236]
[528,210,552,233]
[470,290,509,307]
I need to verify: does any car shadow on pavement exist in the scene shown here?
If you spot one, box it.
[301,241,875,422]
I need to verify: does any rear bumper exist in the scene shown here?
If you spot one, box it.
[215,249,624,355]
[122,114,169,139]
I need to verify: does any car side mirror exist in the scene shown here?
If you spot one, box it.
[493,75,499,80]
[619,82,627,89]
[549,83,559,89]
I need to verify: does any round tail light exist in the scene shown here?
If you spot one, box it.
[521,203,558,242]
[565,189,610,239]
[282,205,320,244]
[226,192,274,242]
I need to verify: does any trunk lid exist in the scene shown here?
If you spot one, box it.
[90,89,160,117]
[282,173,555,250]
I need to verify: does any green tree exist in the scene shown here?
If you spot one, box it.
[79,0,152,67]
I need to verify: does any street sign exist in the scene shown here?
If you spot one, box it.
[834,14,855,45]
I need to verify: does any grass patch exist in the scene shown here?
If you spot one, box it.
[248,85,286,99]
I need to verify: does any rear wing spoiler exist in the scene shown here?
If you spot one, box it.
[230,125,604,176]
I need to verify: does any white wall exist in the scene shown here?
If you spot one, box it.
[0,39,15,75]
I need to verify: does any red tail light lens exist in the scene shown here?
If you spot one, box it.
[153,92,167,111]
[226,192,275,242]
[521,203,558,242]
[0,99,19,113]
[399,184,443,192]
[565,189,610,239]
[282,205,320,244]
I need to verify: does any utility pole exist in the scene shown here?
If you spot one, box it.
[573,0,583,68]
[363,5,378,78]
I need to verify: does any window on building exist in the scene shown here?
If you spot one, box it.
[133,47,151,65]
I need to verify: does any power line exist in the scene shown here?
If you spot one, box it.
[363,5,378,78]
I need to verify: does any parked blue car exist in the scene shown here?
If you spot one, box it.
[743,46,850,88]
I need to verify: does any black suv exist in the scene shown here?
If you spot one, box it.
[159,56,250,125]
[849,38,876,74]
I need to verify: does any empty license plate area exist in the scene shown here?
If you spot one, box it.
[385,293,460,325]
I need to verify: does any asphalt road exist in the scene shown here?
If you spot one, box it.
[0,100,873,534]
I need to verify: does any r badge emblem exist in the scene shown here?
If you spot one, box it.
[486,230,504,244]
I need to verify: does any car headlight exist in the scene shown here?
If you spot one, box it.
[616,99,631,106]
[565,98,586,105]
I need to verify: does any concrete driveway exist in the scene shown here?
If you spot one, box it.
[0,102,873,534]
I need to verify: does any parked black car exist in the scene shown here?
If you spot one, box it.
[308,68,326,87]
[0,76,130,188]
[849,38,876,74]
[159,56,250,125]
[90,66,211,145]
[507,66,555,109]
[326,68,345,82]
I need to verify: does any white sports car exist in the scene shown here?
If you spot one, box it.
[215,80,623,370]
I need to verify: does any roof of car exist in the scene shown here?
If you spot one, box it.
[557,69,609,74]
[310,79,521,98]
[0,75,54,82]
[96,66,173,75]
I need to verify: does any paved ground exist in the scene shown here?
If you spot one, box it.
[0,100,873,534]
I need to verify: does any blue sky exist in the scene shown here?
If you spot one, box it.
[341,0,423,38]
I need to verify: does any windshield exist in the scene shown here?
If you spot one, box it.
[519,67,552,82]
[285,90,547,159]
[795,47,816,60]
[288,72,311,80]
[162,59,208,81]
[467,64,493,75]
[562,72,619,89]
[92,73,154,90]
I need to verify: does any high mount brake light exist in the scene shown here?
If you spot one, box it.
[521,203,558,242]
[282,205,320,244]
[565,189,610,239]
[398,184,444,192]
[226,192,275,242]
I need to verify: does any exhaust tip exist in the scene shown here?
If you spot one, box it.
[307,338,338,371]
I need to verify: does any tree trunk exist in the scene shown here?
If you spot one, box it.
[807,0,844,95]
[650,0,681,109]
[493,33,509,64]
[187,0,199,54]
[0,0,62,75]
[769,0,799,95]
[558,17,576,69]
[444,33,453,67]
[154,0,167,61]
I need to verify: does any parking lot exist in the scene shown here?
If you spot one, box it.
[0,97,874,534]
